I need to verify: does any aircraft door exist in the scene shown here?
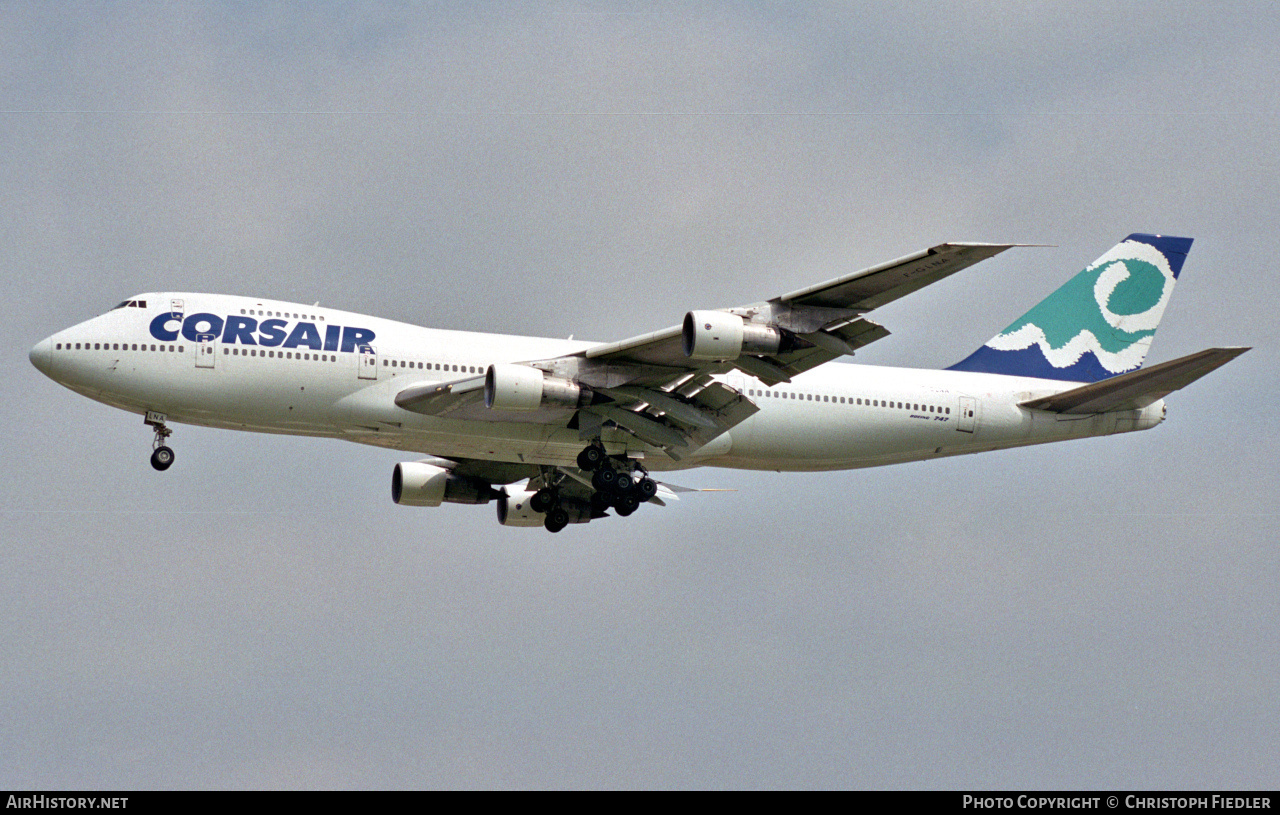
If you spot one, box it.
[358,344,378,380]
[195,334,217,369]
[957,396,978,433]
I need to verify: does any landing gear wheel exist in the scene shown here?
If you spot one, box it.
[544,506,570,533]
[636,477,658,501]
[613,471,635,494]
[589,492,613,515]
[530,488,555,513]
[150,445,175,471]
[577,444,607,471]
[615,495,640,517]
[592,466,617,492]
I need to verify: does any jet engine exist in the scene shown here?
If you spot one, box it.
[392,462,493,507]
[682,310,786,360]
[495,488,546,527]
[484,363,585,411]
[497,488,593,529]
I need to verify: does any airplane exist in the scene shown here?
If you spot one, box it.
[29,233,1247,532]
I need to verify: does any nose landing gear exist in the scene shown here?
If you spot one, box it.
[144,411,175,471]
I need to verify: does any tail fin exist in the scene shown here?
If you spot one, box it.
[947,234,1192,382]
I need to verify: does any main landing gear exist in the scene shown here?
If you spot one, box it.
[523,444,662,533]
[144,411,175,472]
[579,442,658,517]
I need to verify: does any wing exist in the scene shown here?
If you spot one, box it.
[582,242,1017,383]
[397,241,1017,460]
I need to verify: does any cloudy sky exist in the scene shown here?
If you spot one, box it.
[3,1,1276,789]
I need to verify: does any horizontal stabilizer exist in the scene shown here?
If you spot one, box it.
[1020,347,1249,414]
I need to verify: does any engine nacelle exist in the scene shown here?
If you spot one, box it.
[496,489,594,528]
[496,488,546,527]
[392,462,492,507]
[485,363,584,411]
[682,310,785,360]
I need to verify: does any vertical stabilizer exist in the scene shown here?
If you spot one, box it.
[947,234,1192,382]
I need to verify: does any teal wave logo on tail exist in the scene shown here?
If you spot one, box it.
[948,234,1192,382]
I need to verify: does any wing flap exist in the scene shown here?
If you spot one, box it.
[586,379,758,458]
[1020,347,1249,414]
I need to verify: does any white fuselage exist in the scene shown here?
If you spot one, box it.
[30,293,1165,475]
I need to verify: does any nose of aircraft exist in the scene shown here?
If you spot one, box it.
[29,336,53,377]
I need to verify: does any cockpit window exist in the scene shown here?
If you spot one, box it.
[109,299,148,311]
[113,300,131,310]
